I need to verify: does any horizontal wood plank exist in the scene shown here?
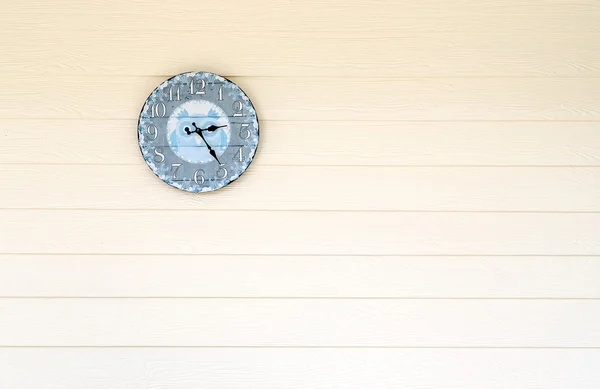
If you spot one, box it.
[2,349,599,388]
[3,0,599,33]
[1,166,599,211]
[2,120,600,166]
[1,299,599,346]
[1,77,599,120]
[1,0,599,386]
[0,211,598,255]
[0,255,598,298]
[1,31,598,77]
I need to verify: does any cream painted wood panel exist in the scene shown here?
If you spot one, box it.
[2,166,600,211]
[1,255,599,298]
[4,0,599,33]
[2,211,599,255]
[1,299,599,346]
[1,77,600,120]
[3,31,598,77]
[2,120,600,166]
[3,349,600,389]
[2,0,600,387]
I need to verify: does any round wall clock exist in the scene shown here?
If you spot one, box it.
[137,71,259,192]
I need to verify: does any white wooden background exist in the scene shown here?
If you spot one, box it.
[1,0,599,387]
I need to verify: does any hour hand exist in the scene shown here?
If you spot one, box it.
[202,124,227,132]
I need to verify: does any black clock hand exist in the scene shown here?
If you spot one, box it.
[201,124,227,132]
[190,123,223,165]
[184,124,227,134]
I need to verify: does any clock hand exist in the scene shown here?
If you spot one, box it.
[191,122,223,165]
[201,124,227,132]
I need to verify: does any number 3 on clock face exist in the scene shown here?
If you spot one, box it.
[137,71,260,193]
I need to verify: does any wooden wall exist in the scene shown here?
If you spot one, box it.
[1,0,599,387]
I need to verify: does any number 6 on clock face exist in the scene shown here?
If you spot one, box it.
[137,71,260,193]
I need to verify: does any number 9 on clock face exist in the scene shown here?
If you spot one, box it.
[137,71,259,192]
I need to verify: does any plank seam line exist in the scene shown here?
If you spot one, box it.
[1,297,599,300]
[6,31,600,35]
[1,346,599,349]
[34,75,600,80]
[8,74,600,79]
[2,253,598,257]
[4,119,600,123]
[2,209,600,214]
[3,164,600,168]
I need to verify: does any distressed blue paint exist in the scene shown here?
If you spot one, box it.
[137,71,260,193]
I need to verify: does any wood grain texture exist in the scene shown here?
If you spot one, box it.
[1,211,598,255]
[1,166,599,211]
[2,120,600,166]
[3,0,599,33]
[1,76,599,121]
[1,299,599,346]
[2,349,600,389]
[1,255,599,298]
[2,31,598,77]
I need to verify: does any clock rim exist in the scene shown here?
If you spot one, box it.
[136,70,261,194]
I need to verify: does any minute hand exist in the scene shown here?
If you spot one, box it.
[192,122,224,165]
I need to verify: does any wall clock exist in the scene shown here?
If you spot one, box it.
[137,71,259,192]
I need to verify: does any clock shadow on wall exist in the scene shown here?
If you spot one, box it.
[137,71,260,193]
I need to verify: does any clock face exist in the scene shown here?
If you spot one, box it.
[137,71,259,192]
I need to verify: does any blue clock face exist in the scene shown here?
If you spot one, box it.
[138,71,259,192]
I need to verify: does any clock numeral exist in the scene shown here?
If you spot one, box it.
[218,85,224,101]
[193,169,205,185]
[150,102,166,118]
[153,148,165,163]
[217,166,228,179]
[169,86,181,101]
[146,125,158,140]
[232,100,243,117]
[239,123,251,140]
[171,163,182,179]
[190,78,206,95]
[233,146,244,162]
